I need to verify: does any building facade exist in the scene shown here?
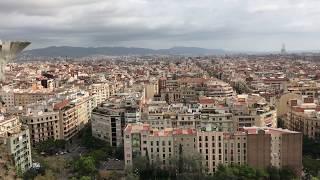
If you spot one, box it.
[0,115,32,172]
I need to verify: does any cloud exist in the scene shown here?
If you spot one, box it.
[0,0,320,51]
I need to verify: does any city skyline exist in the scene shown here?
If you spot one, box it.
[1,0,320,51]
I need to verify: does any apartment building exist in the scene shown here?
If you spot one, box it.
[144,81,158,101]
[0,115,32,173]
[159,76,234,104]
[262,77,289,93]
[144,94,275,132]
[92,95,141,146]
[144,101,176,130]
[21,104,60,145]
[0,88,14,108]
[243,127,302,175]
[285,97,320,139]
[124,123,302,175]
[53,91,93,141]
[0,85,53,109]
[286,80,320,98]
[14,90,54,107]
[197,126,247,173]
[231,94,277,129]
[145,102,201,130]
[124,123,151,166]
[88,82,110,107]
[124,123,196,167]
[200,105,234,132]
[205,79,235,99]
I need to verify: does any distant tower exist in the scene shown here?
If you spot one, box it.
[281,43,286,54]
[0,41,31,81]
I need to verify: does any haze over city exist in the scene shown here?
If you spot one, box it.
[1,0,320,52]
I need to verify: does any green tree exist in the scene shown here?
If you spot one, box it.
[303,136,320,158]
[178,144,183,173]
[303,156,320,178]
[88,149,107,165]
[74,156,96,176]
[266,166,281,180]
[34,170,56,180]
[279,166,296,180]
[79,176,91,180]
[35,139,66,154]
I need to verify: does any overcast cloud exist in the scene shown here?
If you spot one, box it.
[1,0,320,51]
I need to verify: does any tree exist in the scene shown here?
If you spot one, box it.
[34,170,56,180]
[233,81,251,94]
[132,156,148,177]
[74,156,96,177]
[279,166,296,180]
[125,172,139,180]
[211,164,270,180]
[303,136,320,158]
[23,167,46,180]
[303,156,320,178]
[79,176,91,180]
[88,149,107,165]
[35,139,66,155]
[105,171,121,180]
[80,126,108,150]
[266,166,281,180]
[178,144,183,173]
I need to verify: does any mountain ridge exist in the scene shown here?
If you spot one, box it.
[22,46,226,57]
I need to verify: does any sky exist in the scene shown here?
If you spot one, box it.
[1,0,320,52]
